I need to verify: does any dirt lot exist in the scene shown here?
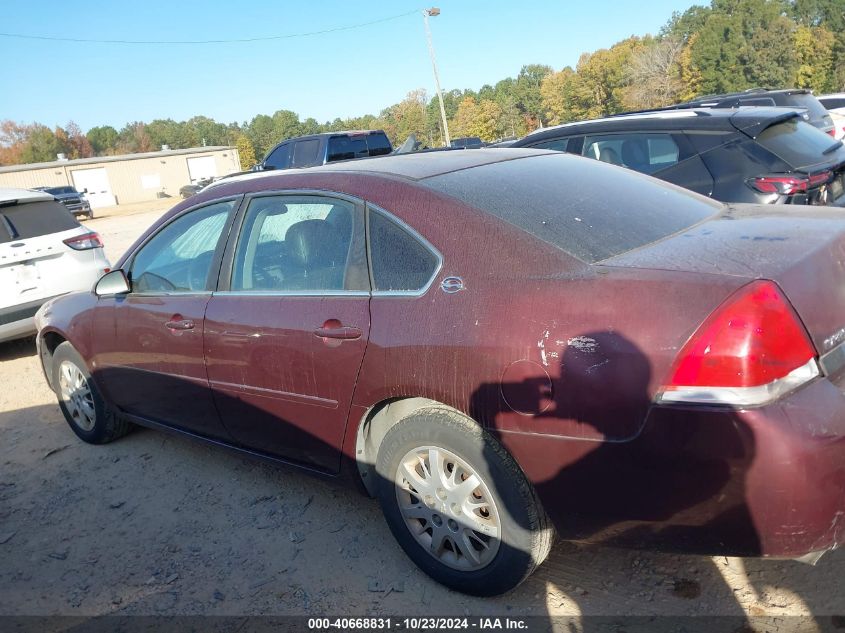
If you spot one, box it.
[0,199,843,629]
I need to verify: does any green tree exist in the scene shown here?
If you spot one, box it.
[19,124,61,163]
[86,125,119,155]
[235,134,257,170]
[246,114,276,158]
[540,67,580,125]
[515,64,554,125]
[793,24,836,91]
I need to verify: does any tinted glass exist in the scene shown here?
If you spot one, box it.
[45,186,75,195]
[786,93,830,121]
[366,133,392,156]
[129,201,233,293]
[327,136,367,162]
[530,137,572,152]
[233,196,354,292]
[0,200,79,243]
[292,139,321,167]
[757,118,844,169]
[425,154,720,263]
[264,143,291,170]
[583,133,680,175]
[369,210,438,292]
[819,97,845,110]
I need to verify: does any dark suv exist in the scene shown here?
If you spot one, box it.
[652,88,835,137]
[259,130,392,171]
[511,107,845,206]
[33,185,93,219]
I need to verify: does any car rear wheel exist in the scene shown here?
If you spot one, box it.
[375,407,553,596]
[52,342,130,444]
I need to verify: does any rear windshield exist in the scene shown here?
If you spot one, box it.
[424,153,720,263]
[785,93,831,122]
[0,200,80,244]
[756,118,844,169]
[366,133,392,156]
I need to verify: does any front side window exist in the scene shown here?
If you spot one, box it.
[129,201,234,293]
[232,196,355,292]
[264,143,291,170]
[368,210,439,293]
[530,137,572,152]
[583,133,680,174]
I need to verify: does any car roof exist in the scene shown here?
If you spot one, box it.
[0,188,55,204]
[212,148,551,188]
[517,107,802,142]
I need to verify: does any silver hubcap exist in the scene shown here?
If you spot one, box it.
[395,445,501,571]
[58,360,96,432]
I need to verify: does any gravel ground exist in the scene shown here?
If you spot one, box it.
[0,200,842,629]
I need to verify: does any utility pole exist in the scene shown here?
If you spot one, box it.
[423,8,451,148]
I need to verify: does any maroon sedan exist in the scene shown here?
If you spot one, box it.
[35,149,845,596]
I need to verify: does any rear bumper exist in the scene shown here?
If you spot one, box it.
[500,375,845,558]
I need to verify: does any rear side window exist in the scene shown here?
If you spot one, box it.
[292,139,321,168]
[366,133,392,156]
[327,136,367,162]
[232,196,355,292]
[368,210,439,292]
[0,200,79,244]
[583,133,680,175]
[425,153,720,263]
[756,118,843,169]
[264,143,291,170]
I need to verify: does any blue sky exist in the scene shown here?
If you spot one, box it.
[1,1,698,132]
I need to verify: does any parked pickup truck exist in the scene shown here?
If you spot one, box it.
[258,130,393,171]
[33,186,93,219]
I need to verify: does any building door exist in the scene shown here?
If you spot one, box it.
[71,168,116,208]
[187,156,218,183]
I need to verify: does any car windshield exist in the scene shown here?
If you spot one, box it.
[787,93,831,121]
[757,118,845,169]
[0,200,80,244]
[424,153,720,263]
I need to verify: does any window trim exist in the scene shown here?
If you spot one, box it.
[365,203,443,298]
[217,189,368,297]
[120,195,243,298]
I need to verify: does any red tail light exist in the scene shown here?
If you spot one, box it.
[827,129,837,137]
[748,171,833,196]
[63,232,103,250]
[658,280,819,406]
[807,170,833,187]
[748,175,808,195]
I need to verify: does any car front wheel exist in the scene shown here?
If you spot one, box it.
[52,342,130,444]
[375,408,553,596]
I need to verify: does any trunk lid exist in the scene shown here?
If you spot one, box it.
[601,204,845,355]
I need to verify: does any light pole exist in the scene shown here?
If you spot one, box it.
[422,7,451,147]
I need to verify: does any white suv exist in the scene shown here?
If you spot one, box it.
[819,93,845,140]
[0,188,110,343]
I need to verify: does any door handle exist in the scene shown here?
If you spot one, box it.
[313,325,362,340]
[165,318,195,331]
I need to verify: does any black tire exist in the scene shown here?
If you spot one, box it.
[375,407,553,596]
[52,342,130,444]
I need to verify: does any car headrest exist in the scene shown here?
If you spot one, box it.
[598,147,621,165]
[285,219,347,269]
[621,139,649,169]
